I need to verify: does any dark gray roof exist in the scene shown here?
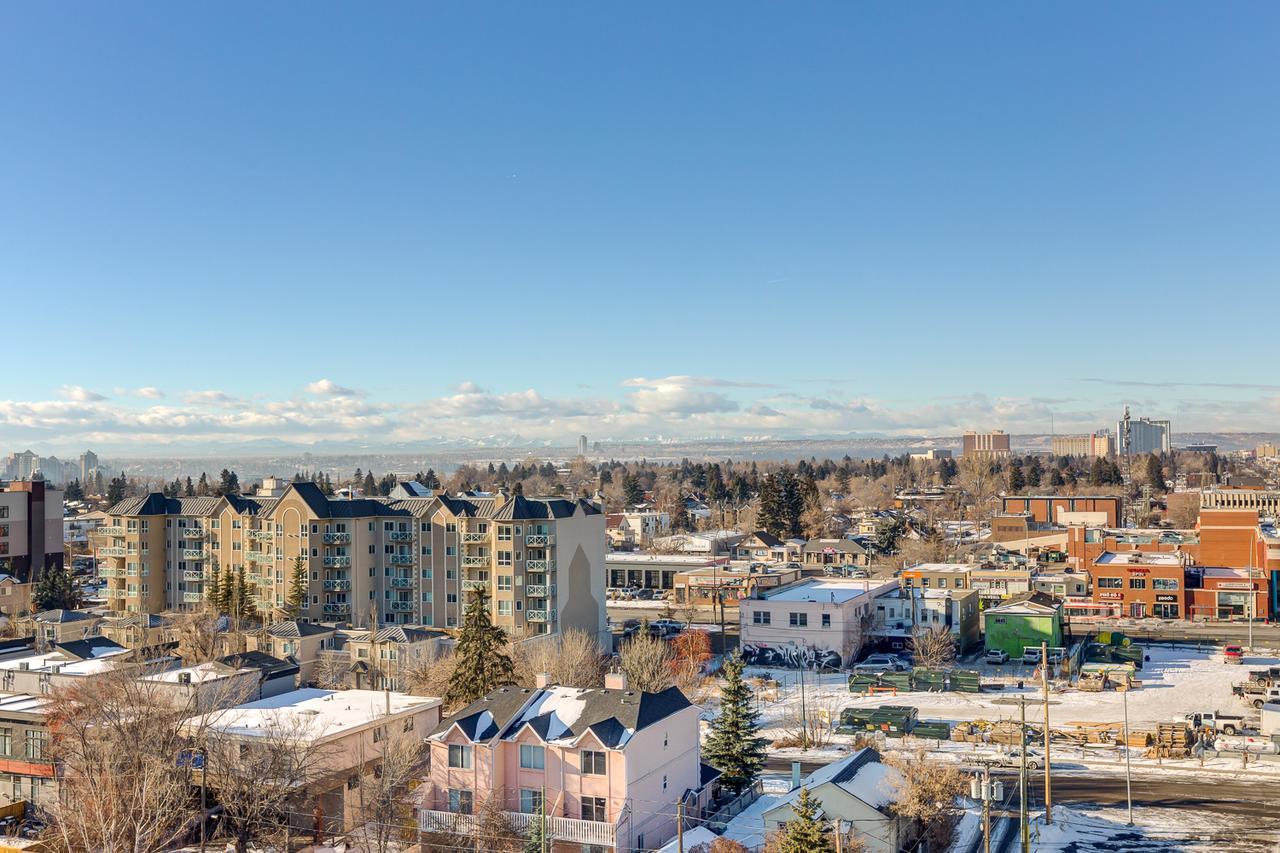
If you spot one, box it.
[267,620,335,639]
[34,609,96,623]
[829,747,881,784]
[54,637,126,661]
[434,684,692,749]
[743,531,785,549]
[391,481,433,498]
[285,482,410,519]
[436,494,601,521]
[218,650,300,679]
[106,494,223,517]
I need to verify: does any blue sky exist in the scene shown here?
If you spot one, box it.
[2,3,1278,451]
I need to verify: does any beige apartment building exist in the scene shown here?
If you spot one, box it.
[962,430,1011,458]
[1051,433,1114,458]
[99,482,607,644]
[1199,488,1280,514]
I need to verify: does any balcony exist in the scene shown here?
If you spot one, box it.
[181,549,205,561]
[323,555,352,568]
[390,554,414,567]
[389,600,414,612]
[462,555,489,568]
[322,602,352,617]
[97,567,123,578]
[461,532,489,544]
[246,551,273,564]
[107,589,127,600]
[525,559,555,572]
[419,810,616,848]
[389,576,413,589]
[526,609,556,623]
[183,570,204,582]
[181,525,204,537]
[526,584,554,598]
[99,547,127,558]
[98,525,125,536]
[248,530,273,542]
[389,530,413,542]
[323,532,351,544]
[183,592,203,603]
[323,578,352,592]
[525,534,554,547]
[462,579,489,591]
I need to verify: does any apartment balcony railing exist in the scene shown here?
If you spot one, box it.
[419,810,616,847]
[248,530,273,542]
[180,525,205,537]
[525,534,554,547]
[182,592,203,603]
[461,555,489,568]
[389,530,413,542]
[182,570,204,582]
[181,549,205,561]
[323,602,352,616]
[246,551,273,564]
[98,567,123,578]
[525,559,555,573]
[461,532,489,544]
[389,576,413,589]
[389,600,414,612]
[99,546,127,558]
[323,532,351,544]
[323,555,352,568]
[525,609,556,623]
[98,525,125,536]
[323,578,352,591]
[107,589,127,599]
[526,584,554,598]
[389,554,414,567]
[462,579,489,591]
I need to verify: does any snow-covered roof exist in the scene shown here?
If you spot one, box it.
[656,827,719,852]
[511,686,593,743]
[763,579,892,604]
[198,688,441,742]
[769,748,902,816]
[1095,551,1183,565]
[144,661,240,684]
[906,563,971,573]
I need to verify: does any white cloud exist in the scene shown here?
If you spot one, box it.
[135,387,165,399]
[305,379,362,398]
[621,375,775,389]
[58,385,106,402]
[184,390,240,406]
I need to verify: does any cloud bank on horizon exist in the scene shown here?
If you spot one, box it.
[0,376,1269,453]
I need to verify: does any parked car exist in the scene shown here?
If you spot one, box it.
[985,649,1010,665]
[634,588,655,601]
[1186,711,1248,736]
[1022,647,1042,665]
[649,619,685,636]
[1224,645,1244,665]
[994,748,1045,771]
[852,654,908,675]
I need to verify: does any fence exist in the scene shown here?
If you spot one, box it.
[704,779,763,832]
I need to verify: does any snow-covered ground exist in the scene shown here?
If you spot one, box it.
[745,645,1280,732]
[1030,803,1280,851]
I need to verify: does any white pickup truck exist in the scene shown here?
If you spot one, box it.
[1185,711,1249,736]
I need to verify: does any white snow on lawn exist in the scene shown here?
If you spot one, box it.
[1034,803,1280,851]
[746,645,1280,731]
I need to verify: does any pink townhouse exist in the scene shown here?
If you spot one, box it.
[420,673,715,852]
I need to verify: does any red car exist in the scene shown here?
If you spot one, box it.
[1224,645,1244,664]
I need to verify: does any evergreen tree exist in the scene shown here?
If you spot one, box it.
[1048,467,1065,488]
[197,472,210,496]
[285,556,308,618]
[218,468,240,495]
[424,468,440,489]
[106,474,127,505]
[32,564,79,612]
[621,472,644,506]
[767,788,833,853]
[446,588,516,707]
[522,798,552,853]
[362,472,377,496]
[1007,463,1025,493]
[757,475,787,538]
[64,479,84,501]
[1145,454,1165,491]
[206,566,222,612]
[1088,457,1107,487]
[185,476,195,496]
[1026,457,1043,487]
[231,566,254,620]
[702,652,766,795]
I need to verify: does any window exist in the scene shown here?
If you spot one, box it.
[1153,578,1179,590]
[497,600,513,616]
[497,575,513,591]
[24,731,44,760]
[1129,577,1147,590]
[821,614,831,628]
[519,744,545,770]
[1097,577,1123,589]
[519,788,543,814]
[789,612,808,628]
[497,551,513,566]
[752,611,771,625]
[582,795,607,822]
[445,522,457,533]
[448,744,472,769]
[448,789,473,814]
[0,727,10,756]
[581,749,606,775]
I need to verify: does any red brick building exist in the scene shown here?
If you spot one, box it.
[1187,567,1270,622]
[1002,495,1123,527]
[1089,551,1188,619]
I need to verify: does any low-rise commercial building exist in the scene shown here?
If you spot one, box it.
[982,592,1064,658]
[1187,567,1270,622]
[672,564,802,610]
[1000,495,1123,527]
[899,563,971,591]
[739,578,895,668]
[1089,551,1187,619]
[869,587,980,654]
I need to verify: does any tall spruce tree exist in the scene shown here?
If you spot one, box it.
[32,564,79,612]
[522,798,552,853]
[206,566,222,612]
[757,475,787,538]
[766,788,833,853]
[702,652,766,794]
[285,556,308,618]
[446,588,515,708]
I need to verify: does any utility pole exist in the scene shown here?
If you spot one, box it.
[198,748,207,853]
[1041,640,1052,823]
[798,659,809,748]
[1019,694,1029,853]
[1122,686,1133,826]
[676,800,684,852]
[541,784,548,853]
[834,818,843,853]
[972,764,997,853]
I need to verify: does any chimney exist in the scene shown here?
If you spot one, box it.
[604,671,628,691]
[535,672,552,689]
[791,761,802,791]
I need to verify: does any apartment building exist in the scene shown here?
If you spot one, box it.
[962,430,1011,458]
[101,483,607,643]
[0,479,64,582]
[739,579,895,668]
[1000,495,1123,527]
[422,673,710,852]
[1200,488,1280,515]
[1051,433,1114,458]
[869,586,980,653]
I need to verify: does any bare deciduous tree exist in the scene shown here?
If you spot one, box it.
[618,633,674,693]
[512,629,605,688]
[403,648,460,709]
[355,730,425,853]
[908,625,956,669]
[884,748,967,851]
[313,648,354,689]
